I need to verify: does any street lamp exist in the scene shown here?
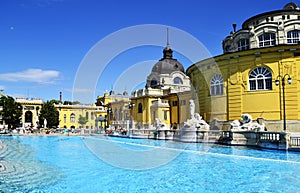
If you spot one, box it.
[106,107,112,129]
[275,74,292,131]
[128,102,135,136]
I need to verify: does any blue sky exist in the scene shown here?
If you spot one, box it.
[0,0,297,104]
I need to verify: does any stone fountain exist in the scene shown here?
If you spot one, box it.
[178,100,210,142]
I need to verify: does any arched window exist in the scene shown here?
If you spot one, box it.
[210,74,224,96]
[249,67,272,91]
[238,39,250,51]
[138,103,143,113]
[258,33,276,47]
[287,30,300,44]
[70,113,76,123]
[173,77,183,84]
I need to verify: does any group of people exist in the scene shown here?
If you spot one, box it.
[106,126,128,135]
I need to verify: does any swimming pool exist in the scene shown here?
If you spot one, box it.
[1,135,300,193]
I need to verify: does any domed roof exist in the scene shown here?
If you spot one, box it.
[151,45,184,74]
[283,2,299,10]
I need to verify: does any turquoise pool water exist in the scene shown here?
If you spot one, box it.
[1,135,300,193]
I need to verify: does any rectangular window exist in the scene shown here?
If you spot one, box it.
[287,30,300,44]
[238,39,250,51]
[64,114,66,123]
[259,33,276,47]
[172,101,178,106]
[91,112,94,120]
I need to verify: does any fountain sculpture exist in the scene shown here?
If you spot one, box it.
[230,114,265,131]
[179,100,210,142]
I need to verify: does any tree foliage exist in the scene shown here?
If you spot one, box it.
[0,95,22,129]
[78,115,88,127]
[63,101,81,105]
[39,100,59,128]
[63,101,73,105]
[49,99,61,105]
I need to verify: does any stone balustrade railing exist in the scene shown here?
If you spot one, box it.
[219,131,290,150]
[290,137,300,147]
[104,128,299,151]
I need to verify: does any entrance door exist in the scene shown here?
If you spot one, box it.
[25,111,33,127]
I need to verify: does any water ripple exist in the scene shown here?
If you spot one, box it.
[0,139,63,193]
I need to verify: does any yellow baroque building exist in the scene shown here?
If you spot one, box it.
[187,2,300,132]
[55,103,106,130]
[129,43,192,129]
[98,44,192,130]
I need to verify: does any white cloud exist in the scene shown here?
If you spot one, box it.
[64,88,94,93]
[0,68,60,84]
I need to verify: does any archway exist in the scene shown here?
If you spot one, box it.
[25,111,33,127]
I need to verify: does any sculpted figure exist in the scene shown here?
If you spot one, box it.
[189,100,195,119]
[231,114,265,131]
[155,118,166,130]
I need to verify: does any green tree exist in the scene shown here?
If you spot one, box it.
[39,100,59,128]
[49,99,61,105]
[0,95,22,129]
[78,115,88,128]
[63,101,73,105]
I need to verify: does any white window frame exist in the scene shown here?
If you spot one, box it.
[249,67,272,91]
[238,39,250,51]
[258,33,276,47]
[287,30,300,44]
[173,77,183,85]
[210,74,224,96]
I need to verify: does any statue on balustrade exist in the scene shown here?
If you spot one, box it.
[230,114,265,131]
[183,100,210,130]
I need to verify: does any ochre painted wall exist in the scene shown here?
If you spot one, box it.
[187,45,300,125]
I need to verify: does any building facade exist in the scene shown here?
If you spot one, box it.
[55,103,106,130]
[187,2,300,131]
[101,43,192,129]
[15,98,43,128]
[11,97,106,130]
[96,91,131,128]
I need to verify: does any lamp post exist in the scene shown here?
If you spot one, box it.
[106,107,112,132]
[127,102,135,136]
[275,74,292,131]
[98,115,105,134]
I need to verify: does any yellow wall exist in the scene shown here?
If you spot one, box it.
[56,105,104,129]
[150,101,170,126]
[130,97,158,125]
[178,92,192,124]
[187,45,300,124]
